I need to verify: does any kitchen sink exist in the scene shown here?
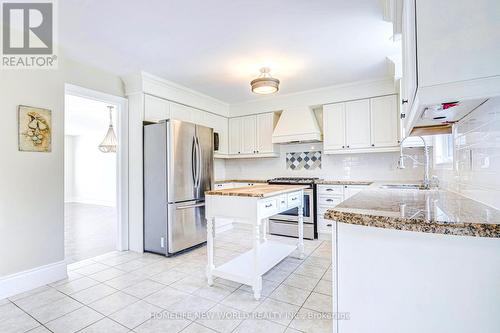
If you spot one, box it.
[379,184,428,190]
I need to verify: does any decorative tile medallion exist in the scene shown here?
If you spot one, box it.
[286,151,322,170]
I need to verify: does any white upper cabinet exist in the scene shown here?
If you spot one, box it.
[228,117,242,155]
[323,103,346,150]
[205,112,229,155]
[345,99,371,149]
[400,0,500,135]
[170,103,193,122]
[256,113,277,154]
[143,95,229,156]
[227,112,279,158]
[323,95,399,154]
[417,0,500,87]
[240,115,257,154]
[370,95,399,148]
[401,0,417,116]
[144,94,170,121]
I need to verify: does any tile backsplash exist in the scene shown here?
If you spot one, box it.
[435,97,500,209]
[221,143,425,181]
[286,151,322,170]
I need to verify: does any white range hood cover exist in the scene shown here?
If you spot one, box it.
[272,107,322,143]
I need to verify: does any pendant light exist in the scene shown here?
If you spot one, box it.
[98,106,117,153]
[251,67,280,94]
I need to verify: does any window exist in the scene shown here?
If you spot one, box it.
[433,134,454,167]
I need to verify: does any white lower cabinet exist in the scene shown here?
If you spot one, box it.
[232,182,256,188]
[317,185,344,235]
[214,182,256,189]
[214,182,234,190]
[317,184,370,236]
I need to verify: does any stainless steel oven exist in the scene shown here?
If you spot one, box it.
[267,178,319,239]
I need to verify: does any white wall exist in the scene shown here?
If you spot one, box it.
[65,134,117,206]
[434,97,500,209]
[223,143,425,181]
[0,56,124,279]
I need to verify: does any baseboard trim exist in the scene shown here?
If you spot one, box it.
[0,260,67,299]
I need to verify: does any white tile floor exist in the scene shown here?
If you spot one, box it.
[1,227,333,333]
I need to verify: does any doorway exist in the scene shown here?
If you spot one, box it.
[64,84,128,263]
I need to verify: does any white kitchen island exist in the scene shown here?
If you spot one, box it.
[326,187,500,333]
[205,184,307,300]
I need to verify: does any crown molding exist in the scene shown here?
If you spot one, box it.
[122,71,229,117]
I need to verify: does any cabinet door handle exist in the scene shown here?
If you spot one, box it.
[346,145,350,148]
[402,99,408,104]
[291,197,298,201]
[326,188,333,191]
[265,203,273,208]
[371,144,375,147]
[327,224,332,227]
[342,145,345,149]
[281,200,285,204]
[326,199,334,202]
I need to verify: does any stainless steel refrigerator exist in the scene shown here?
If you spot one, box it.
[143,119,213,256]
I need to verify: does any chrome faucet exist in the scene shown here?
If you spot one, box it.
[397,136,431,189]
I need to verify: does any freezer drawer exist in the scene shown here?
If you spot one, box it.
[168,200,207,254]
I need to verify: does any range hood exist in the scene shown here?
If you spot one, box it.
[272,107,322,143]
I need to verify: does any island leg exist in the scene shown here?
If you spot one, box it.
[206,216,215,286]
[252,220,262,300]
[261,218,268,242]
[298,203,305,259]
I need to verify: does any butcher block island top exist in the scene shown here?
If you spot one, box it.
[206,184,309,198]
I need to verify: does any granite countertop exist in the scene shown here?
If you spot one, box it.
[214,179,268,184]
[206,184,309,198]
[315,180,373,186]
[325,187,500,238]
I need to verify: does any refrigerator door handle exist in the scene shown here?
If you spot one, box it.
[191,136,197,187]
[195,136,202,189]
[176,202,205,210]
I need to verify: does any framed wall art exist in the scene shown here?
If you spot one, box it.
[18,105,52,152]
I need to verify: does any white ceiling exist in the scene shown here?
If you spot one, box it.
[65,95,117,136]
[60,0,398,103]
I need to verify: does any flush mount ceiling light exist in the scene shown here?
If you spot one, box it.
[251,67,280,94]
[98,105,118,153]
